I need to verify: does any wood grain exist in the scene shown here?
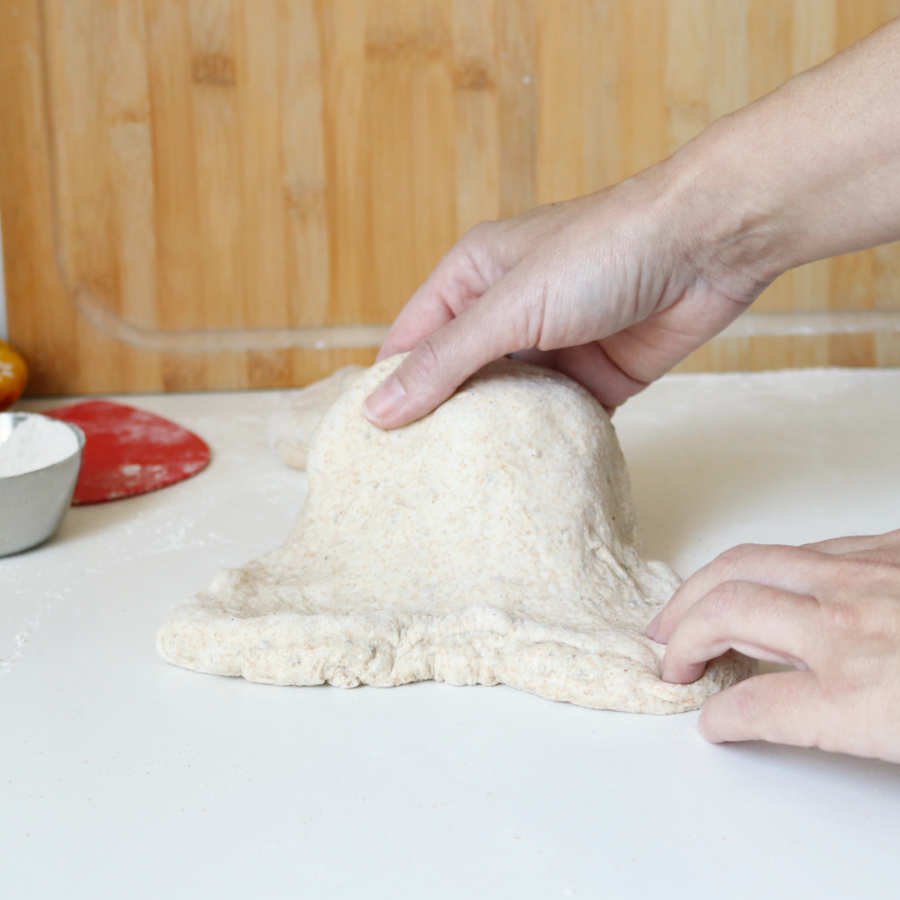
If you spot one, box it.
[2,0,900,396]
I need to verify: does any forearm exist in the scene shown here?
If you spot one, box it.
[672,17,900,290]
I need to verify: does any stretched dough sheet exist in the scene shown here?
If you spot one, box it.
[162,358,752,712]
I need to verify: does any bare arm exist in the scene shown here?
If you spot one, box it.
[688,16,900,288]
[365,18,900,429]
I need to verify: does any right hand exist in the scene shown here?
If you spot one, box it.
[364,162,772,429]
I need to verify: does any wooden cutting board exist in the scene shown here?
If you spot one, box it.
[2,0,899,397]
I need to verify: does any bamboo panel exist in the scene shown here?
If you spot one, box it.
[2,0,900,395]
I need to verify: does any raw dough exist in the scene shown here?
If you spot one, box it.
[268,366,364,469]
[158,357,751,713]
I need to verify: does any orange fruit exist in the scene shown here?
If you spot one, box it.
[0,340,28,411]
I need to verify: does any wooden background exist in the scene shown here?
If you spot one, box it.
[2,0,900,395]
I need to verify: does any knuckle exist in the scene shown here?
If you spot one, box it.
[702,580,743,620]
[713,544,759,579]
[454,224,503,291]
[716,544,759,568]
[824,590,898,643]
[663,622,693,659]
[822,597,861,634]
[828,557,870,588]
[831,554,899,585]
[457,223,500,267]
[719,543,759,565]
[462,220,497,244]
[860,557,900,584]
[405,337,443,387]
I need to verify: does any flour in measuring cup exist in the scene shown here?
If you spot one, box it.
[0,416,80,477]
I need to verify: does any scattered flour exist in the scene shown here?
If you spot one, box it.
[0,415,80,478]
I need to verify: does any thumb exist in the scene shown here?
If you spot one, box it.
[364,281,535,429]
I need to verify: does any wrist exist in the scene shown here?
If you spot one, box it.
[661,114,792,303]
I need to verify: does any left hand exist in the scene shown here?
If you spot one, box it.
[647,530,900,763]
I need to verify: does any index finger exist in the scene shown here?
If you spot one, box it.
[377,281,455,361]
[648,544,836,644]
[378,239,496,361]
[364,271,534,428]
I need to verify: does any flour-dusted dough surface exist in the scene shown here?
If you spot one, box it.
[159,357,752,713]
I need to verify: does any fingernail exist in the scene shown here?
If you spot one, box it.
[364,376,407,426]
[645,612,662,641]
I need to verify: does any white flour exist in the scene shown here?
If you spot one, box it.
[0,415,80,477]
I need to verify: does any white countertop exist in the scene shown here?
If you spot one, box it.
[3,369,900,899]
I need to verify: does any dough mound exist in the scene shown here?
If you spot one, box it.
[158,357,752,713]
[268,366,364,469]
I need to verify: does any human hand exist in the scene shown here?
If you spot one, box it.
[364,17,900,430]
[647,530,900,763]
[364,160,771,429]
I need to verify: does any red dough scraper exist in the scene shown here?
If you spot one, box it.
[44,400,211,504]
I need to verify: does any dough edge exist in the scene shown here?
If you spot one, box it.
[158,596,754,715]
